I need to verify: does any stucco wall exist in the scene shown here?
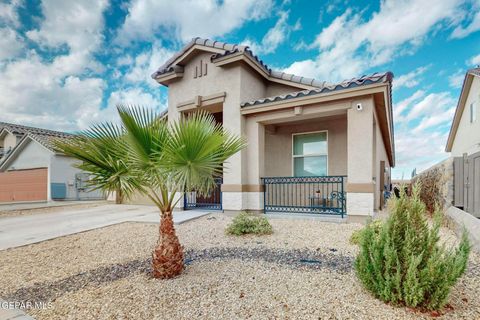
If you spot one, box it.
[6,140,52,170]
[265,82,302,97]
[1,132,18,151]
[264,116,347,177]
[451,76,480,156]
[50,155,103,200]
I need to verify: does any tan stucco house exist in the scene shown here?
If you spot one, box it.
[148,37,395,222]
[446,68,480,217]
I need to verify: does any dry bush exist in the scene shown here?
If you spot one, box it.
[412,166,447,214]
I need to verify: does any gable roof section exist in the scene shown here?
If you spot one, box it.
[241,72,393,107]
[445,68,480,152]
[0,122,73,170]
[0,121,72,151]
[151,37,325,90]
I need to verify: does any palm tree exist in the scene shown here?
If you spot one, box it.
[55,122,138,204]
[56,106,245,278]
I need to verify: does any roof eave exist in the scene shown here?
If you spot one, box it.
[445,72,475,152]
[153,70,185,86]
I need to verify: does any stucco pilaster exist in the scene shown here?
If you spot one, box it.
[347,97,375,218]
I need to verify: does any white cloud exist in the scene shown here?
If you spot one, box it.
[0,27,24,61]
[116,0,273,45]
[448,69,465,88]
[394,66,429,89]
[468,53,480,66]
[26,0,108,54]
[392,90,456,178]
[124,43,174,87]
[0,51,110,130]
[0,0,22,27]
[0,0,112,131]
[405,92,456,121]
[393,90,425,119]
[450,3,480,39]
[284,0,464,81]
[393,130,450,178]
[107,88,164,110]
[412,107,455,133]
[242,11,301,55]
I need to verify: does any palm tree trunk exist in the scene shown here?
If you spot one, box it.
[152,212,184,278]
[115,188,123,204]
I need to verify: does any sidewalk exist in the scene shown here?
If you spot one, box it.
[0,204,212,250]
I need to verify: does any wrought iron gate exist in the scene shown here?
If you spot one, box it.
[262,176,346,217]
[184,178,222,210]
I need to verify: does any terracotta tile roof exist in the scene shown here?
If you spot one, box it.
[0,121,72,151]
[151,37,326,88]
[241,72,394,107]
[468,67,480,77]
[152,38,248,78]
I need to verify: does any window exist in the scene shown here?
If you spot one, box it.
[471,102,477,123]
[293,131,328,176]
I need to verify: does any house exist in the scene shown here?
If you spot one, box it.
[0,122,104,203]
[144,37,395,223]
[446,67,480,217]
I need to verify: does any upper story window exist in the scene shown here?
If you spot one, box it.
[293,131,328,177]
[470,101,477,123]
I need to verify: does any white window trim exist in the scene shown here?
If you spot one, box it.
[291,130,328,176]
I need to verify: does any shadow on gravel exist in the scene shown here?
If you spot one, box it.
[3,247,355,304]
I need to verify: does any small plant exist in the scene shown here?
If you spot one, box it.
[226,212,273,236]
[355,183,470,311]
[349,219,382,245]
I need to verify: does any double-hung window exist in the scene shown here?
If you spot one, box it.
[292,131,328,176]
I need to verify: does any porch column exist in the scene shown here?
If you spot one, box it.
[244,117,265,212]
[221,89,246,211]
[347,97,375,223]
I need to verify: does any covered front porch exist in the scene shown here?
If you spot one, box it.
[224,94,389,222]
[261,113,348,217]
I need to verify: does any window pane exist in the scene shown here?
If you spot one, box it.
[294,156,327,176]
[293,132,327,156]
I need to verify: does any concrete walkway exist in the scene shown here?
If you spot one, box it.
[0,204,212,251]
[0,200,107,212]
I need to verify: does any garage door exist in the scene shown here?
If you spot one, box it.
[0,168,48,202]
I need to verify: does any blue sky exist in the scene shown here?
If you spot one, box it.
[0,0,479,179]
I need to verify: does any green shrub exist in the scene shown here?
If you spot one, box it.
[355,183,470,311]
[226,212,273,236]
[350,219,383,245]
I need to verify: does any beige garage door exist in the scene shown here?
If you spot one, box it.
[0,168,48,202]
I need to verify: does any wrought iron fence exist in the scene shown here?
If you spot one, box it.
[184,177,222,210]
[261,176,346,217]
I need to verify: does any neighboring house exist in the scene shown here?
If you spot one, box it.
[446,67,480,217]
[0,122,104,203]
[140,37,395,223]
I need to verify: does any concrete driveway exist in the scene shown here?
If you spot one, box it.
[0,204,212,250]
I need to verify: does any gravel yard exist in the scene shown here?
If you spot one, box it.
[1,214,479,319]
